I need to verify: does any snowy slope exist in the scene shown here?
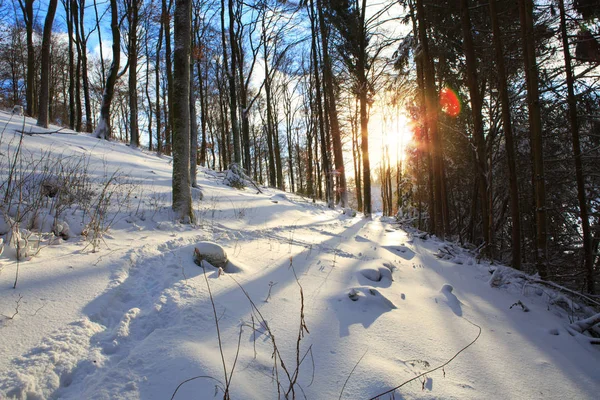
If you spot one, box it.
[0,112,599,400]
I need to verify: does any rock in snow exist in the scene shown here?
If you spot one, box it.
[193,241,228,269]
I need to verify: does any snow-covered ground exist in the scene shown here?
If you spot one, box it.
[0,111,599,399]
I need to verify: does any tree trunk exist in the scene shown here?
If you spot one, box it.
[128,0,140,147]
[163,0,174,155]
[264,41,277,187]
[357,0,371,216]
[518,0,547,278]
[20,0,35,117]
[36,0,58,128]
[77,1,93,133]
[317,2,347,207]
[460,0,490,250]
[415,0,443,236]
[558,0,594,293]
[172,0,194,223]
[198,54,207,167]
[65,0,76,129]
[488,0,522,270]
[190,51,198,187]
[144,16,153,151]
[155,19,164,154]
[94,0,120,140]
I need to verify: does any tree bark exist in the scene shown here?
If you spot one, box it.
[460,0,490,250]
[317,1,347,207]
[489,0,522,270]
[128,0,140,147]
[19,0,35,117]
[172,0,194,223]
[415,0,443,236]
[36,0,58,128]
[155,18,164,154]
[518,0,547,278]
[94,0,120,140]
[558,0,594,293]
[163,0,174,154]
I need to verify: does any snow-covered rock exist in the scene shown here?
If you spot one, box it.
[193,241,228,269]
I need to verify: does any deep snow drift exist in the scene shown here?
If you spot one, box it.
[0,112,599,399]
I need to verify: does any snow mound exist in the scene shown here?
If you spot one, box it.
[359,264,394,283]
[439,283,462,316]
[193,241,228,269]
[347,287,397,310]
[223,163,247,189]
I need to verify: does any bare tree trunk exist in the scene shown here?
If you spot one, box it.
[488,0,522,270]
[518,0,547,278]
[227,0,241,165]
[415,0,443,236]
[94,0,120,140]
[144,13,153,151]
[156,18,164,154]
[36,0,58,128]
[128,0,140,147]
[172,0,194,223]
[317,2,347,207]
[163,0,174,154]
[190,47,198,187]
[64,0,76,129]
[93,0,106,87]
[264,48,277,186]
[559,0,594,293]
[460,0,490,250]
[19,0,35,117]
[309,0,332,206]
[351,98,362,211]
[77,1,93,132]
[197,51,207,167]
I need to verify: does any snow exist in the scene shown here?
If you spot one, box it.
[0,111,599,399]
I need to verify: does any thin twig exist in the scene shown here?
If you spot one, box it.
[170,375,224,400]
[368,318,482,400]
[201,261,230,394]
[2,294,23,319]
[339,349,368,400]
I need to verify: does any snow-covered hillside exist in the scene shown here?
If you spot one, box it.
[0,111,599,399]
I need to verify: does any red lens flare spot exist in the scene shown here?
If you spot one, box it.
[439,87,461,117]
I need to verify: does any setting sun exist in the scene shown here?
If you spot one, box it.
[369,112,414,168]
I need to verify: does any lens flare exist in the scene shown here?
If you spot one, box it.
[439,87,461,117]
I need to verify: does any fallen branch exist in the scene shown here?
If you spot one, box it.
[569,312,600,334]
[368,318,482,400]
[16,127,68,135]
[530,278,600,308]
[1,293,23,320]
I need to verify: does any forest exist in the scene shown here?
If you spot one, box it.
[1,0,599,296]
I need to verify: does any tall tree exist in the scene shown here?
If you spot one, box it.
[518,0,547,278]
[18,0,35,117]
[94,0,121,140]
[318,2,348,207]
[72,0,92,132]
[558,0,594,293]
[488,0,522,270]
[127,0,140,147]
[36,0,58,128]
[327,0,373,215]
[172,0,194,222]
[460,0,490,251]
[415,0,444,235]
